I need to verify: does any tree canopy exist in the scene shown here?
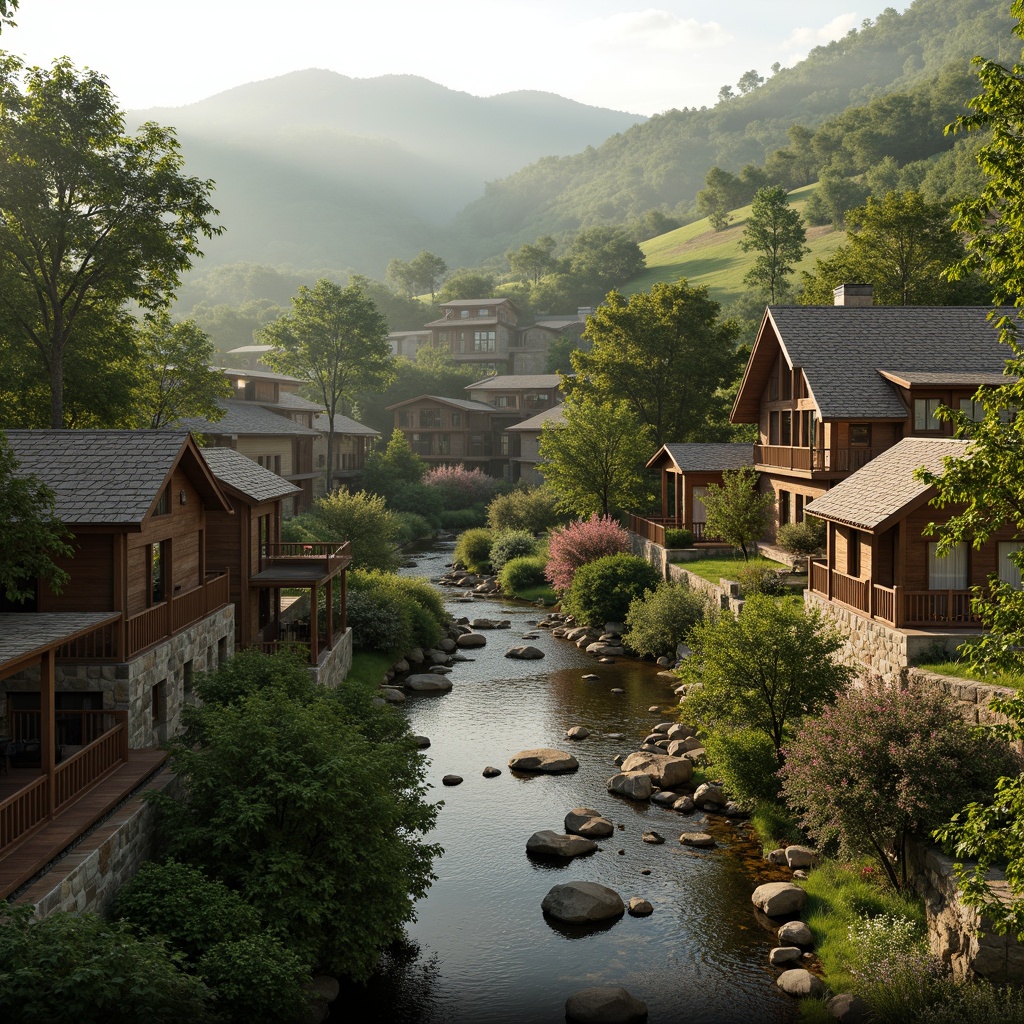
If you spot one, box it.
[700,466,775,559]
[0,56,221,428]
[740,185,809,302]
[569,281,741,447]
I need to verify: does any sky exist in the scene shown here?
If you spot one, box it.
[6,1,887,116]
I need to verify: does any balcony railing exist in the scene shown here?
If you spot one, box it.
[754,445,889,474]
[627,514,716,546]
[9,709,120,747]
[260,542,350,577]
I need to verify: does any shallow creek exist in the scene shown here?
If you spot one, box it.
[338,542,798,1024]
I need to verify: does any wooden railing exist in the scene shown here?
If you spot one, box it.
[55,621,119,661]
[171,570,230,632]
[260,542,351,577]
[810,559,829,595]
[754,445,889,474]
[9,709,118,747]
[627,513,666,547]
[831,568,869,612]
[0,776,48,854]
[872,584,896,626]
[755,444,812,471]
[54,714,128,812]
[903,590,978,627]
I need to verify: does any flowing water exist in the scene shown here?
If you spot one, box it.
[339,542,799,1024]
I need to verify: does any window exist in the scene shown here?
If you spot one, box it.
[451,411,462,427]
[780,410,792,446]
[768,411,780,446]
[477,308,490,317]
[779,490,791,525]
[437,434,451,456]
[847,532,860,577]
[398,411,411,427]
[151,680,166,723]
[914,398,943,431]
[795,494,805,523]
[149,541,165,605]
[317,454,326,467]
[928,541,967,589]
[460,309,470,318]
[419,410,441,428]
[960,398,986,422]
[999,542,1024,589]
[781,366,792,400]
[154,487,170,516]
[494,396,515,408]
[473,331,496,352]
[849,424,871,447]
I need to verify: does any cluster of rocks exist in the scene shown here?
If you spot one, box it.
[437,564,502,599]
[536,612,628,660]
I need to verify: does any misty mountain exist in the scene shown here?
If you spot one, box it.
[128,71,643,275]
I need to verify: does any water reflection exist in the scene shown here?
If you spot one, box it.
[336,542,797,1024]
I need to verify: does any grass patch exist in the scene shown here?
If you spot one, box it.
[914,659,1024,691]
[677,554,790,586]
[800,860,926,995]
[346,651,394,689]
[749,800,805,853]
[504,583,558,604]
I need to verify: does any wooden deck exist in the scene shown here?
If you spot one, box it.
[0,749,168,900]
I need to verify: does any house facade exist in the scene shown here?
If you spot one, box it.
[386,395,501,473]
[505,404,564,485]
[312,412,379,490]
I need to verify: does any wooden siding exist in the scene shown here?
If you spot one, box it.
[38,535,114,613]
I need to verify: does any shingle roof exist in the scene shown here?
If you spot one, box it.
[465,374,563,391]
[312,413,380,436]
[0,612,123,669]
[220,366,304,384]
[423,315,500,328]
[200,447,300,503]
[439,298,514,308]
[226,344,275,355]
[385,395,495,413]
[275,391,324,412]
[743,306,1012,421]
[506,405,566,431]
[804,437,970,532]
[4,430,195,524]
[179,401,321,436]
[878,370,1013,387]
[647,443,754,473]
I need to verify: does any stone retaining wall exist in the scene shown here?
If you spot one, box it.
[18,769,178,918]
[314,627,353,688]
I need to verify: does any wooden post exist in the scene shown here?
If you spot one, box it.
[326,576,334,650]
[40,649,55,819]
[310,583,319,665]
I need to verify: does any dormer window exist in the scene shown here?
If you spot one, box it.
[914,398,943,431]
[460,309,470,318]
[478,308,489,318]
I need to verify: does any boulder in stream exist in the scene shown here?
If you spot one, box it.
[526,830,598,858]
[564,807,614,838]
[508,748,579,773]
[542,881,624,923]
[565,987,648,1023]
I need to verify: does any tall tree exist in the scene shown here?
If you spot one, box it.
[537,394,655,517]
[0,56,221,428]
[697,166,743,231]
[262,280,394,489]
[566,226,645,289]
[700,466,775,560]
[569,280,741,446]
[134,313,231,429]
[740,185,809,302]
[507,236,557,284]
[408,251,448,301]
[0,432,73,604]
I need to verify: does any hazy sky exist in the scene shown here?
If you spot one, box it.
[8,1,884,115]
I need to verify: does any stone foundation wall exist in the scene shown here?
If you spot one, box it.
[314,628,353,689]
[19,769,178,918]
[2,606,234,748]
[904,668,1015,727]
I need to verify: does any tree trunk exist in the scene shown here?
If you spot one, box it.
[49,342,64,429]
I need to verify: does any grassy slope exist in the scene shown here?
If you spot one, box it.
[626,184,847,305]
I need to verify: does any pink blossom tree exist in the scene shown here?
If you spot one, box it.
[545,514,630,592]
[422,464,499,508]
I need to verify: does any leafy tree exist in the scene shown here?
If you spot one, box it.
[544,514,631,593]
[436,269,496,302]
[299,489,401,572]
[623,580,708,658]
[740,185,809,302]
[562,552,660,629]
[262,279,394,487]
[697,466,773,560]
[776,517,826,559]
[408,250,448,301]
[718,84,735,104]
[488,530,537,572]
[569,280,741,446]
[0,56,221,428]
[737,69,765,94]
[134,313,231,429]
[0,432,73,602]
[507,236,558,284]
[453,527,493,574]
[681,595,852,764]
[152,652,440,981]
[697,166,743,231]
[486,485,564,535]
[0,904,209,1022]
[803,168,870,228]
[538,393,655,517]
[781,683,1017,890]
[422,463,500,508]
[385,256,417,297]
[361,428,427,500]
[566,226,645,290]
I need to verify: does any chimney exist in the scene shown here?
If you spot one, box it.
[833,283,873,307]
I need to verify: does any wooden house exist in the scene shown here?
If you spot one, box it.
[424,298,522,376]
[505,404,564,485]
[312,412,379,489]
[804,437,1020,629]
[386,394,503,474]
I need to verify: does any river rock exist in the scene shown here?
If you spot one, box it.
[628,897,654,916]
[785,845,819,869]
[526,830,598,858]
[565,808,614,838]
[651,791,678,806]
[542,881,625,923]
[766,848,788,866]
[672,795,696,813]
[681,747,706,763]
[506,645,544,659]
[776,969,826,998]
[381,687,406,703]
[693,782,726,808]
[652,722,673,734]
[413,736,431,749]
[442,775,463,786]
[438,637,456,653]
[404,674,453,692]
[582,673,600,681]
[679,832,715,848]
[509,748,579,773]
[482,766,502,778]
[827,993,870,1023]
[611,687,625,693]
[392,658,410,674]
[769,946,803,966]
[456,632,487,648]
[666,723,695,740]
[407,647,425,664]
[565,986,648,1023]
[604,622,626,635]
[471,618,506,630]
[606,771,653,801]
[620,752,692,788]
[778,920,813,946]
[566,726,591,740]
[641,831,665,844]
[752,882,807,917]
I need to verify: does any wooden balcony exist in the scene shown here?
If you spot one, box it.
[627,514,716,546]
[809,560,981,628]
[256,542,351,586]
[755,445,889,475]
[56,570,231,663]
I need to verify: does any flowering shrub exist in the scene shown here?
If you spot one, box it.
[423,464,499,509]
[780,683,1019,890]
[545,514,630,593]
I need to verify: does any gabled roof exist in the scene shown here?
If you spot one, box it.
[465,374,563,391]
[200,447,300,503]
[312,413,380,436]
[646,443,754,473]
[733,306,1013,423]
[506,405,566,431]
[275,391,324,412]
[423,314,500,328]
[385,394,495,413]
[226,344,275,355]
[3,430,231,525]
[804,437,970,533]
[439,298,516,309]
[179,400,321,437]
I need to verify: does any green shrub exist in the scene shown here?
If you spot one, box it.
[486,485,565,534]
[280,515,318,543]
[664,527,694,548]
[345,588,405,653]
[393,511,434,544]
[735,562,787,596]
[562,553,661,628]
[439,507,486,530]
[489,530,537,572]
[189,647,314,707]
[347,570,447,653]
[387,483,444,527]
[623,580,707,658]
[303,489,401,572]
[499,555,549,595]
[703,727,781,804]
[916,980,1024,1024]
[777,518,826,557]
[453,528,493,573]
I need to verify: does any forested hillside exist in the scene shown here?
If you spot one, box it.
[446,0,1016,264]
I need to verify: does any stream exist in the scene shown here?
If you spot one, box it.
[339,541,799,1024]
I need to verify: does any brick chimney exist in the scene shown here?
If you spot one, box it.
[833,283,873,307]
